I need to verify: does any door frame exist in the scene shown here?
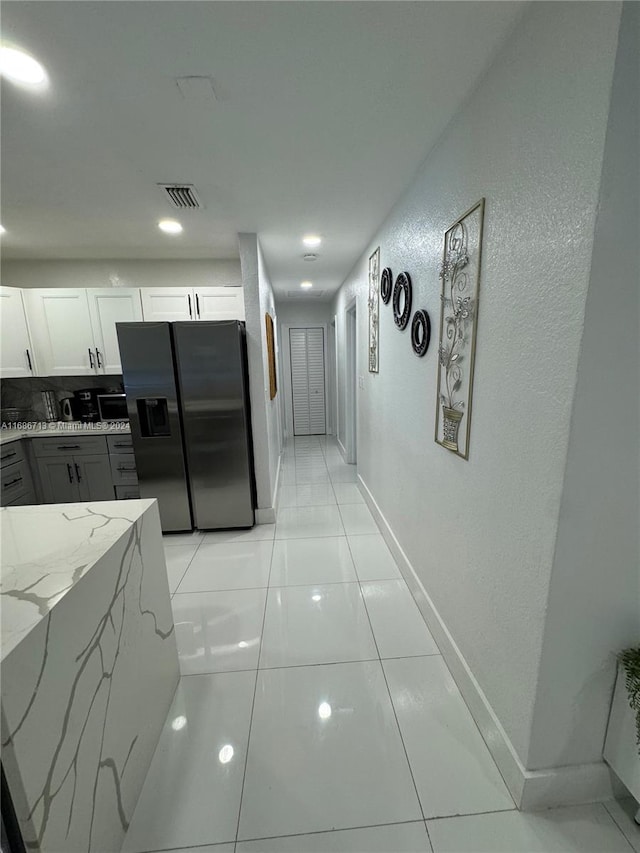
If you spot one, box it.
[345,299,357,464]
[281,323,330,438]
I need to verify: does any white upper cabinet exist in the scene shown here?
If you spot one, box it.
[87,289,143,373]
[23,289,96,376]
[140,287,245,322]
[0,286,36,378]
[195,287,245,321]
[140,288,194,322]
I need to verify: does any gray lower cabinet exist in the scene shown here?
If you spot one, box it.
[1,441,35,506]
[37,452,115,503]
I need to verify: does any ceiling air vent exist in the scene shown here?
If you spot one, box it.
[158,183,203,210]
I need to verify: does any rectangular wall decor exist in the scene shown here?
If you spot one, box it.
[368,246,380,373]
[435,198,485,459]
[265,313,277,400]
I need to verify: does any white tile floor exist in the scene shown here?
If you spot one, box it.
[124,436,638,853]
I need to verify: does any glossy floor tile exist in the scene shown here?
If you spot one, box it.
[383,656,514,818]
[604,798,640,852]
[426,803,632,852]
[275,505,345,539]
[278,482,337,507]
[361,580,440,659]
[163,530,205,546]
[163,544,199,594]
[237,661,423,840]
[177,540,274,592]
[347,533,402,580]
[339,503,379,535]
[122,671,255,852]
[172,588,267,674]
[237,821,432,852]
[259,582,377,668]
[329,466,359,483]
[270,537,358,586]
[331,481,365,504]
[201,524,276,543]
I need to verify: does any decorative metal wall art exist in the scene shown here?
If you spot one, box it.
[368,247,380,373]
[435,198,485,459]
[265,313,277,400]
[380,267,393,304]
[392,272,412,330]
[411,309,431,357]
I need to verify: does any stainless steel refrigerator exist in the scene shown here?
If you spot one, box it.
[116,321,256,532]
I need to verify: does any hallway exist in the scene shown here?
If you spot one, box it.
[121,438,636,853]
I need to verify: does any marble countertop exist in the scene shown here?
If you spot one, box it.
[0,499,154,661]
[0,421,131,446]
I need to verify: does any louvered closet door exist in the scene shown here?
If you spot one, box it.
[289,327,326,436]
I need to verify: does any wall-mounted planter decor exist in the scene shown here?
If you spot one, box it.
[411,309,431,357]
[380,267,393,304]
[265,312,277,399]
[393,272,412,330]
[435,198,485,459]
[368,247,380,373]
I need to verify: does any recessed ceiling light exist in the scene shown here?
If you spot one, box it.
[303,235,322,248]
[0,225,5,235]
[158,219,183,235]
[303,254,318,262]
[300,281,313,290]
[0,44,48,89]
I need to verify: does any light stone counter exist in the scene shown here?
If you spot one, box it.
[0,499,179,852]
[0,421,131,446]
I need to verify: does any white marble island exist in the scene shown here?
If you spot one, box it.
[1,499,179,852]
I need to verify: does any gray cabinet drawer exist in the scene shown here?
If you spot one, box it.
[115,485,140,500]
[1,459,33,505]
[6,490,37,507]
[107,434,134,454]
[0,441,25,469]
[32,436,108,458]
[110,453,138,485]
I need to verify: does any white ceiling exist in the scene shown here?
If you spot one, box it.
[1,1,523,296]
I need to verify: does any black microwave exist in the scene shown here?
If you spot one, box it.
[97,393,128,422]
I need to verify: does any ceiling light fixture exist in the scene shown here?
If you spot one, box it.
[0,225,5,235]
[158,219,183,235]
[300,281,313,290]
[303,254,318,262]
[303,235,322,248]
[0,44,48,89]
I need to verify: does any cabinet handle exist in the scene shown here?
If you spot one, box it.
[113,443,130,448]
[96,349,103,368]
[1,451,17,461]
[75,463,82,483]
[117,464,135,471]
[67,463,74,483]
[196,293,200,318]
[58,445,81,450]
[88,348,95,369]
[3,476,23,489]
[187,294,193,318]
[26,349,33,372]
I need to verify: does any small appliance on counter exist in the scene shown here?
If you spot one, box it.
[74,388,105,423]
[60,397,79,422]
[97,392,128,423]
[41,391,59,422]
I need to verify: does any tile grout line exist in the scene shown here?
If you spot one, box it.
[233,535,276,844]
[234,817,434,848]
[167,534,206,596]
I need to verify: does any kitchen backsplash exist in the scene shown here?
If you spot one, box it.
[1,375,123,421]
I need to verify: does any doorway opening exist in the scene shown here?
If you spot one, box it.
[345,300,357,464]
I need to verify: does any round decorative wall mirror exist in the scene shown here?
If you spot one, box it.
[381,267,393,304]
[411,309,431,357]
[392,272,412,330]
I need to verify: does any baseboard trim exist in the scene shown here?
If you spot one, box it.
[255,451,281,526]
[337,437,347,461]
[357,472,619,811]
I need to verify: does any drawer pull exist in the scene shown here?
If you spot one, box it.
[113,442,131,448]
[58,445,81,450]
[3,476,23,489]
[117,465,136,472]
[1,451,17,461]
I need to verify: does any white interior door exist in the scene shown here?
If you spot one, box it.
[289,327,326,436]
[140,288,194,321]
[0,287,36,377]
[195,287,245,320]
[87,288,143,373]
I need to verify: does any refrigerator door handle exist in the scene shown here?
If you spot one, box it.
[187,294,193,319]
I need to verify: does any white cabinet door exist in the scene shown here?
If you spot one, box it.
[140,288,194,321]
[76,454,115,501]
[87,288,143,374]
[0,287,36,377]
[23,289,96,376]
[37,456,81,503]
[195,287,245,321]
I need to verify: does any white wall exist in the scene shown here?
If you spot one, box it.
[527,0,640,772]
[332,0,622,777]
[0,258,241,289]
[239,234,282,520]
